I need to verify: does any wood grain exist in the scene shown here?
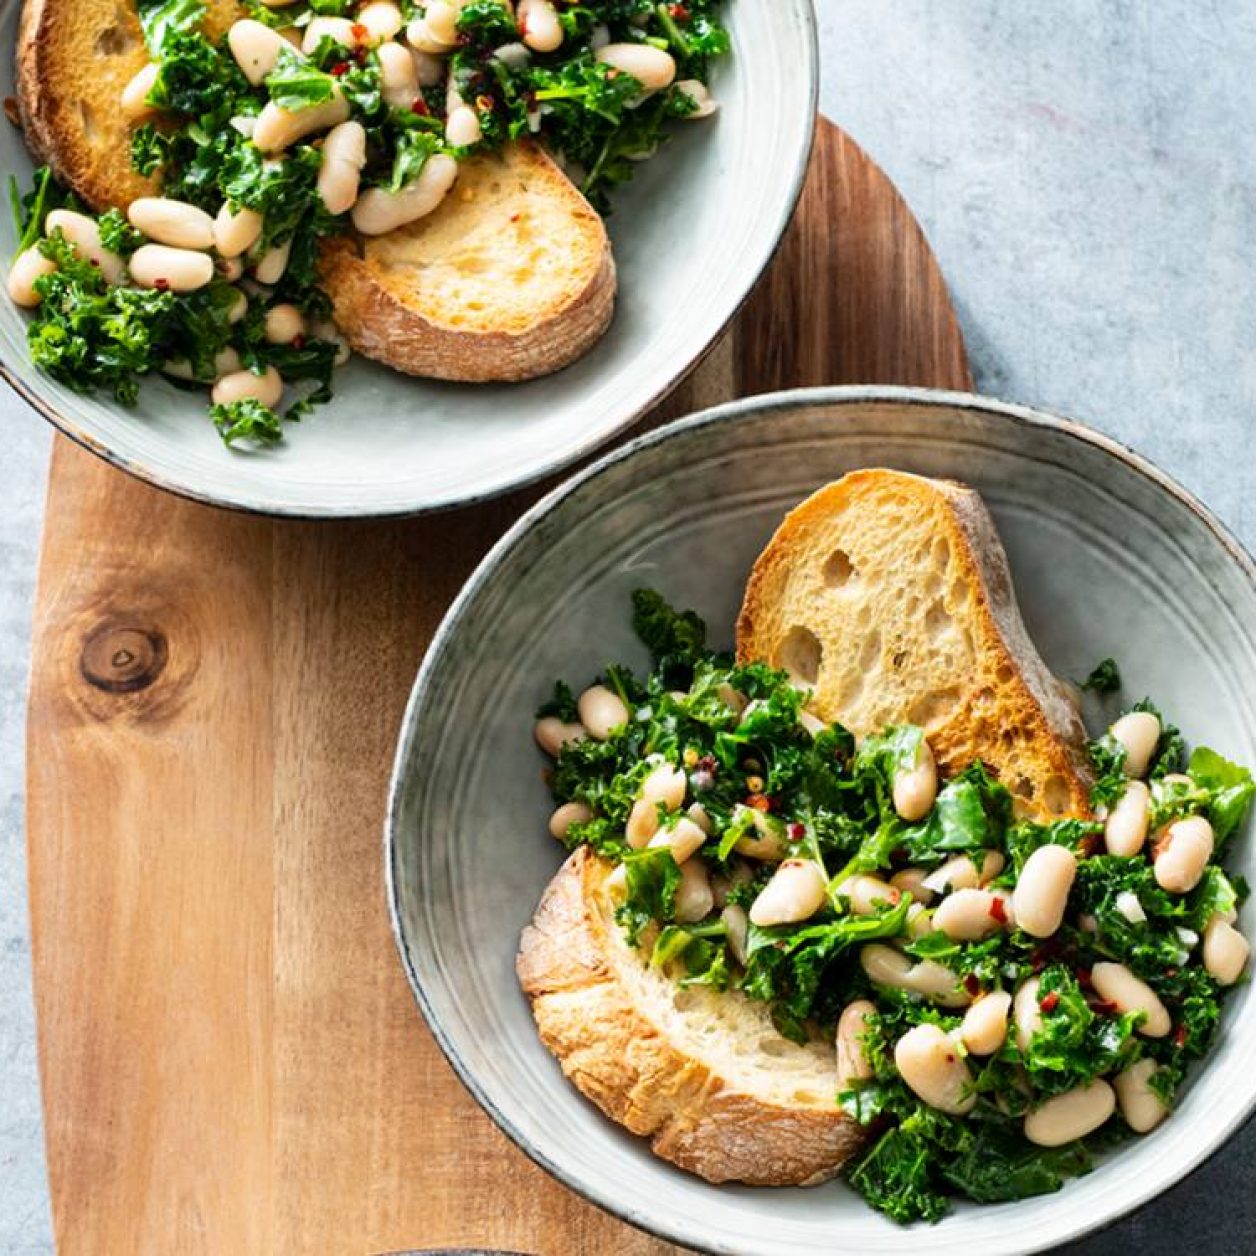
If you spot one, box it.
[26,119,971,1256]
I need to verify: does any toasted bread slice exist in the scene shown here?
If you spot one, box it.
[319,142,615,382]
[16,0,239,211]
[736,469,1092,819]
[517,847,859,1186]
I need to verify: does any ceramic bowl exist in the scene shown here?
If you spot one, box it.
[388,387,1256,1255]
[0,0,815,517]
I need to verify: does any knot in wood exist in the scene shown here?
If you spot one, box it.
[80,623,168,694]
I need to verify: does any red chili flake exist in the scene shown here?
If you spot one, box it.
[988,896,1008,924]
[350,22,368,42]
[476,93,494,113]
[1039,991,1060,1014]
[1076,966,1093,988]
[509,212,520,222]
[291,334,305,350]
[669,3,691,19]
[1088,998,1118,1016]
[787,822,806,843]
[1079,832,1103,858]
[746,794,770,812]
[963,974,980,996]
[696,754,717,774]
[1165,966,1179,978]
[1173,1023,1188,1049]
[517,13,529,36]
[411,96,429,115]
[330,61,350,77]
[153,277,169,291]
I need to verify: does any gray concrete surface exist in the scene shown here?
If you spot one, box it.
[3,3,1256,1250]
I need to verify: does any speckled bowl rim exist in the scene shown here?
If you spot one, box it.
[385,384,1256,1253]
[0,8,818,520]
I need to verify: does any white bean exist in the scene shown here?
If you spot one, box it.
[641,760,686,812]
[721,904,748,965]
[264,303,306,344]
[933,888,1012,940]
[128,244,214,292]
[406,17,452,54]
[749,859,827,927]
[495,40,532,70]
[1203,915,1250,985]
[894,1023,976,1115]
[251,239,292,285]
[7,247,56,307]
[674,859,714,923]
[548,800,591,841]
[253,91,350,153]
[575,684,630,740]
[302,16,358,54]
[1105,780,1151,856]
[1115,889,1147,924]
[214,204,264,258]
[674,78,718,119]
[892,739,937,821]
[127,197,215,250]
[377,42,420,110]
[647,816,707,865]
[533,716,584,757]
[732,807,789,862]
[859,943,969,1007]
[1114,1058,1169,1133]
[519,0,563,52]
[215,257,243,284]
[358,1,404,45]
[932,850,1005,895]
[1013,977,1042,1051]
[311,318,351,366]
[836,874,900,916]
[211,365,283,408]
[44,210,125,284]
[625,798,659,849]
[1111,711,1161,778]
[228,19,293,86]
[163,347,241,381]
[445,105,482,147]
[889,867,935,904]
[905,902,934,938]
[121,62,162,120]
[835,999,876,1088]
[1024,1080,1115,1147]
[1153,815,1214,893]
[595,42,677,93]
[686,801,713,834]
[352,153,459,235]
[961,990,1012,1056]
[423,0,463,46]
[1012,844,1077,938]
[1091,961,1171,1037]
[412,46,448,86]
[316,121,368,215]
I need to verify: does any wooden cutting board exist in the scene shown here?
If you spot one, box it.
[25,118,971,1256]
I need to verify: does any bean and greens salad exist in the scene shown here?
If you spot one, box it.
[6,0,728,446]
[534,590,1254,1224]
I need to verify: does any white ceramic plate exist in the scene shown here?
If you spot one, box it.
[388,387,1256,1255]
[0,0,816,517]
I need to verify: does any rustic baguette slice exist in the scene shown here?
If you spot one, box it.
[319,142,616,382]
[736,468,1092,819]
[16,0,240,212]
[517,846,860,1186]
